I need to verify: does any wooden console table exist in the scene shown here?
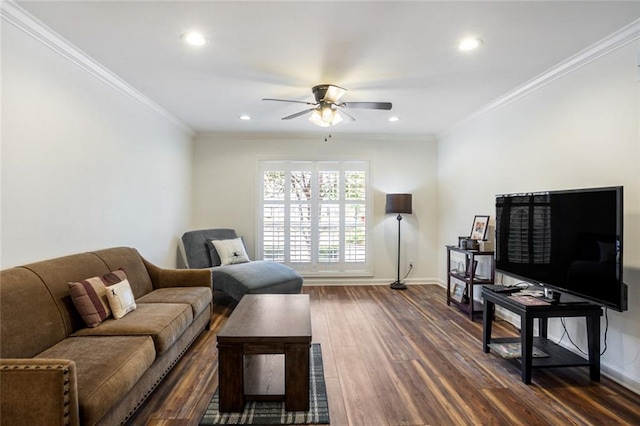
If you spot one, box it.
[482,285,602,384]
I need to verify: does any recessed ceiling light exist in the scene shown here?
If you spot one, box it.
[239,115,251,121]
[459,38,482,51]
[388,116,400,122]
[182,32,206,46]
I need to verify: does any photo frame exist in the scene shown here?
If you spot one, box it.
[470,215,490,240]
[451,283,465,303]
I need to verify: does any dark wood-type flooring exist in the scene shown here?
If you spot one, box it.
[130,285,640,425]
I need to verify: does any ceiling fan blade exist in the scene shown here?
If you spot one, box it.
[341,102,392,110]
[282,108,316,120]
[263,98,316,106]
[339,109,356,122]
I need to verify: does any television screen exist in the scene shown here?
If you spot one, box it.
[495,186,627,311]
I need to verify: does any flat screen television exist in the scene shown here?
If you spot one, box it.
[495,186,627,311]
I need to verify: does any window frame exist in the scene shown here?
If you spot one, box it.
[258,159,372,276]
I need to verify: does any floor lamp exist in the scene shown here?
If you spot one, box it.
[386,193,412,290]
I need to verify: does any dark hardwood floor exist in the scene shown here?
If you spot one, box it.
[130,285,640,425]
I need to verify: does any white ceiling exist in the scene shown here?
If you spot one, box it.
[15,1,640,135]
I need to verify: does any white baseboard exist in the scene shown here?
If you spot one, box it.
[302,277,439,286]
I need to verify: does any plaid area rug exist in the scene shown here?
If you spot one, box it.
[200,343,330,425]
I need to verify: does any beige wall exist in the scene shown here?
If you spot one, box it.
[1,19,193,267]
[192,133,439,284]
[437,42,640,391]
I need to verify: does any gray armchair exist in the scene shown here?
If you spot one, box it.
[180,229,303,300]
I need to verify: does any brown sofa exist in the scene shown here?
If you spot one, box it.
[0,247,213,426]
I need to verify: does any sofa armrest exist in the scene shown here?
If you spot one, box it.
[1,359,79,426]
[142,257,212,289]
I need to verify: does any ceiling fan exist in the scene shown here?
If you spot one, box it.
[263,84,392,127]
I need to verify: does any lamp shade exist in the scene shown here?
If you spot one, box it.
[386,193,412,214]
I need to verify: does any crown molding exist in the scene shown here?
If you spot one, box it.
[195,131,436,142]
[444,18,640,135]
[1,1,194,137]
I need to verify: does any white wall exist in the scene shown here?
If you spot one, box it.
[437,42,640,391]
[1,19,193,267]
[4,0,638,394]
[192,133,438,284]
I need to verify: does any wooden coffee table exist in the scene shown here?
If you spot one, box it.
[217,294,312,412]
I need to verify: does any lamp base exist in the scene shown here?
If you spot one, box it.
[390,281,407,290]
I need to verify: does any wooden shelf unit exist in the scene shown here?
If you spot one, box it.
[446,245,495,320]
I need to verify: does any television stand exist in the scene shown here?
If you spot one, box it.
[482,285,602,384]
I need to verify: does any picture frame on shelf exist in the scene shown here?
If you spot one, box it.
[451,282,465,303]
[470,215,490,240]
[462,285,470,303]
[450,260,465,275]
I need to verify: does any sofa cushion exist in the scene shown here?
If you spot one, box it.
[36,335,155,426]
[105,278,137,319]
[21,253,113,335]
[68,269,127,327]
[0,268,67,358]
[137,287,212,318]
[91,247,154,298]
[71,303,193,355]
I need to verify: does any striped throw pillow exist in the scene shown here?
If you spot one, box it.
[68,269,127,327]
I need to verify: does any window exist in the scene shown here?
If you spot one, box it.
[259,160,371,275]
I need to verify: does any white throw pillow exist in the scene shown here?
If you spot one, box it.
[212,238,250,265]
[105,279,137,319]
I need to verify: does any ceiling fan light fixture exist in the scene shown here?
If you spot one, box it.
[331,111,344,126]
[321,105,334,122]
[265,84,391,127]
[309,109,330,127]
[309,106,343,127]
